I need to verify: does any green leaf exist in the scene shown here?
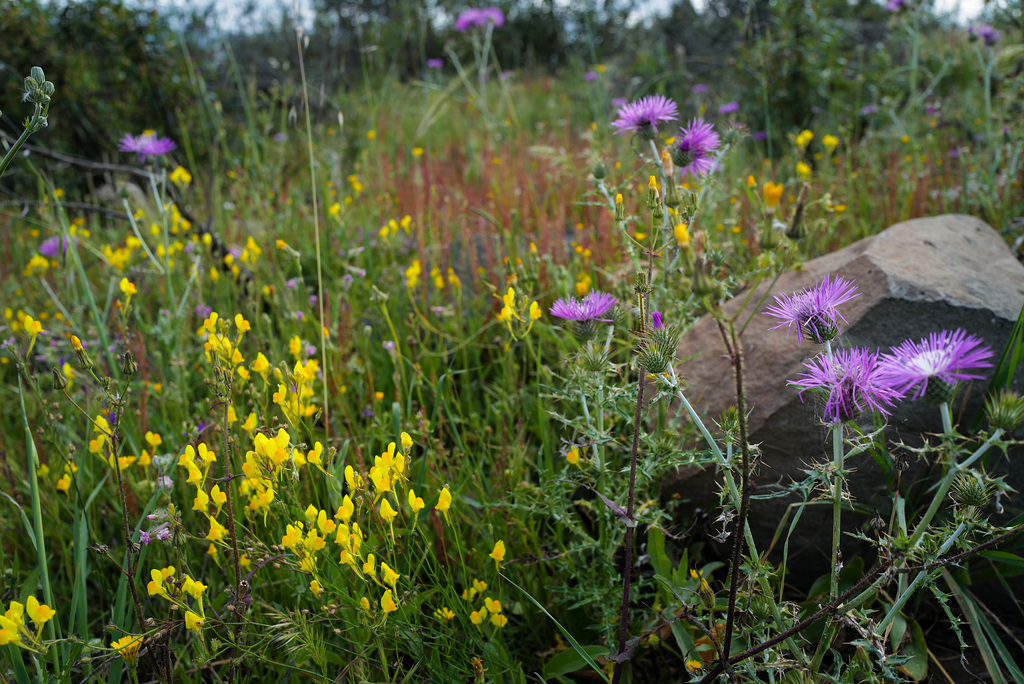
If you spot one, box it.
[542,645,610,678]
[505,576,612,684]
[897,620,928,681]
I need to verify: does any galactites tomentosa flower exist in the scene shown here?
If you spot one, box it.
[792,347,901,424]
[549,291,617,343]
[763,274,859,344]
[878,329,993,404]
[611,95,678,140]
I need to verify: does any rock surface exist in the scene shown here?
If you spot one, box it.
[668,214,1024,581]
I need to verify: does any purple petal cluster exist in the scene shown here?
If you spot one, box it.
[674,118,721,179]
[427,58,444,68]
[793,347,901,423]
[763,274,859,344]
[886,0,908,11]
[118,132,176,163]
[879,329,993,401]
[455,7,505,31]
[969,24,1002,47]
[549,291,617,322]
[611,95,678,136]
[39,235,72,256]
[718,102,739,115]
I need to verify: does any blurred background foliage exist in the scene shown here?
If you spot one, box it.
[3,0,1018,177]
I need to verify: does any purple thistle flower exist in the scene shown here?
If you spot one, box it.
[672,118,721,179]
[117,132,176,163]
[752,131,767,141]
[383,340,396,351]
[793,347,900,423]
[39,235,72,256]
[195,303,212,318]
[718,101,739,115]
[611,95,679,139]
[860,105,879,115]
[455,7,504,31]
[886,0,907,11]
[970,24,1002,47]
[611,97,627,108]
[651,311,664,330]
[763,274,859,344]
[427,58,444,68]
[584,71,598,82]
[879,329,993,401]
[691,84,707,94]
[549,291,617,322]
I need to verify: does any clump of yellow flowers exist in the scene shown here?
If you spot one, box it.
[0,597,56,652]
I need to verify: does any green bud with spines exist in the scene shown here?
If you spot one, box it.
[951,473,992,509]
[985,390,1024,431]
[637,324,681,374]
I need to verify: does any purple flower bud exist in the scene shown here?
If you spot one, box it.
[652,311,664,330]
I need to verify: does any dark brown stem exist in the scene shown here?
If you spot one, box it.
[611,245,656,683]
[721,320,749,662]
[699,525,1024,682]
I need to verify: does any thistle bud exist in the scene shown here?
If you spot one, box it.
[637,323,681,374]
[71,335,94,371]
[951,473,992,509]
[985,390,1024,431]
[121,350,138,377]
[651,201,665,221]
[51,365,69,391]
[591,161,607,180]
[578,342,611,374]
[759,221,781,251]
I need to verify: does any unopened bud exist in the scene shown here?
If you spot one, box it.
[71,335,94,370]
[985,390,1024,431]
[691,257,715,298]
[121,350,138,377]
[52,365,69,391]
[614,193,625,221]
[591,161,607,180]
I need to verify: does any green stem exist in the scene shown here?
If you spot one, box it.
[878,520,968,633]
[18,376,58,673]
[830,421,844,601]
[0,126,38,179]
[907,428,1002,549]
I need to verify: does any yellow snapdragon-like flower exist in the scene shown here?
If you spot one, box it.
[436,486,452,525]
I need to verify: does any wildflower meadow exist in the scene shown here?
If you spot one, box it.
[1,0,1023,682]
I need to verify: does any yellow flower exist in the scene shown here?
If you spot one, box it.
[367,129,377,141]
[434,606,455,622]
[120,277,137,299]
[169,166,192,187]
[796,161,811,179]
[436,486,452,525]
[491,613,508,628]
[112,635,143,668]
[310,579,323,596]
[489,540,505,569]
[241,411,258,431]
[24,315,43,354]
[470,609,486,626]
[763,181,784,213]
[380,562,399,587]
[147,566,175,596]
[685,659,703,674]
[796,129,814,150]
[412,147,424,157]
[26,596,54,635]
[336,495,355,522]
[529,301,541,321]
[567,447,582,469]
[407,489,425,517]
[822,134,839,152]
[381,589,398,616]
[185,610,204,632]
[234,313,251,333]
[746,175,756,187]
